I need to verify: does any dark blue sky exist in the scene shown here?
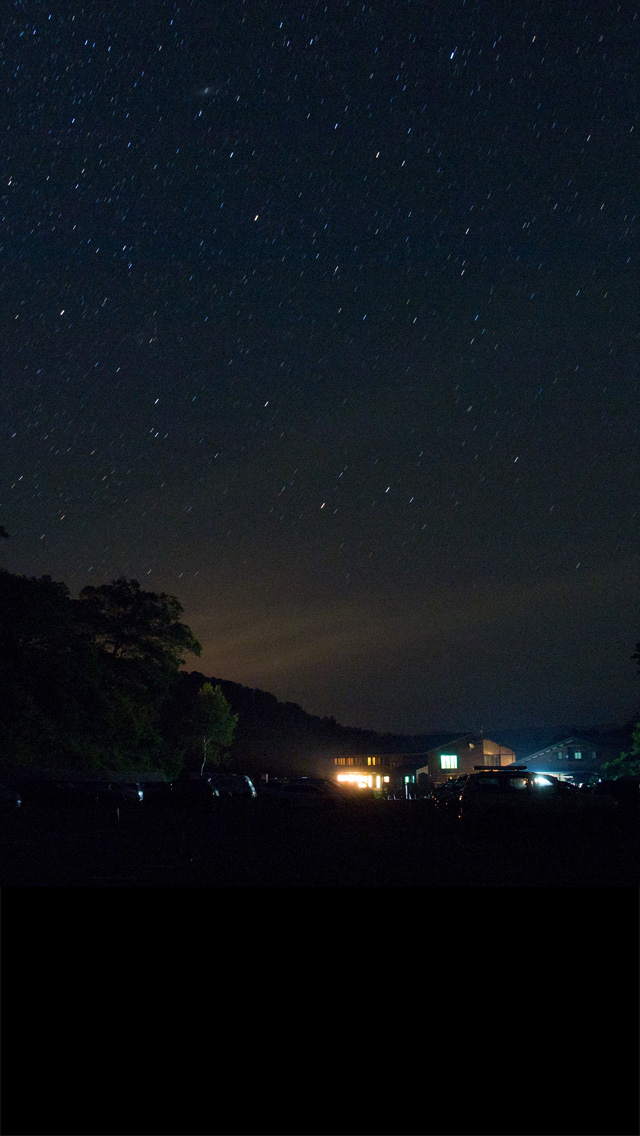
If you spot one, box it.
[2,1,638,732]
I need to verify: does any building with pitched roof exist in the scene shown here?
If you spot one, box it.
[415,733,516,788]
[504,735,622,786]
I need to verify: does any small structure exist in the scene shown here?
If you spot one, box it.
[415,734,516,788]
[504,736,621,786]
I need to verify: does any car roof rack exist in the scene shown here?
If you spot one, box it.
[473,765,528,771]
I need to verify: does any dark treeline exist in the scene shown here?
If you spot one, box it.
[178,669,460,780]
[0,570,235,779]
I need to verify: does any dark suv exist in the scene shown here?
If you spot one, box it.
[458,766,613,826]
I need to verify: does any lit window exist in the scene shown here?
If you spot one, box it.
[574,751,582,760]
[440,754,457,769]
[367,756,378,766]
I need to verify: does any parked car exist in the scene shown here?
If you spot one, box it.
[15,777,145,807]
[15,779,80,806]
[584,777,638,816]
[206,773,257,798]
[0,781,22,809]
[458,767,618,826]
[431,776,468,809]
[144,778,220,810]
[67,781,145,805]
[269,777,358,808]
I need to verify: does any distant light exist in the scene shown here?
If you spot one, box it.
[336,773,371,788]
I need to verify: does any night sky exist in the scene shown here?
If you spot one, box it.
[2,1,638,734]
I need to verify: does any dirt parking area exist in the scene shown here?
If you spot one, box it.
[1,798,637,887]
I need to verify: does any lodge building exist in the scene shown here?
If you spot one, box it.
[324,733,515,793]
[415,734,516,787]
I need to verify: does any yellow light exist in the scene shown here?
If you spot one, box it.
[336,773,371,789]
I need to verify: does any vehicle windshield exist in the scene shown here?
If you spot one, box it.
[471,775,530,791]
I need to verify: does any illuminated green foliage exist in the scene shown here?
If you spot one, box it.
[183,682,238,775]
[601,722,640,780]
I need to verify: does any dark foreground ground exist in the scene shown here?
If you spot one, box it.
[0,797,637,887]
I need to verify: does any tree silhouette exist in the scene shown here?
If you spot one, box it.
[76,577,201,670]
[601,723,640,779]
[0,571,203,776]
